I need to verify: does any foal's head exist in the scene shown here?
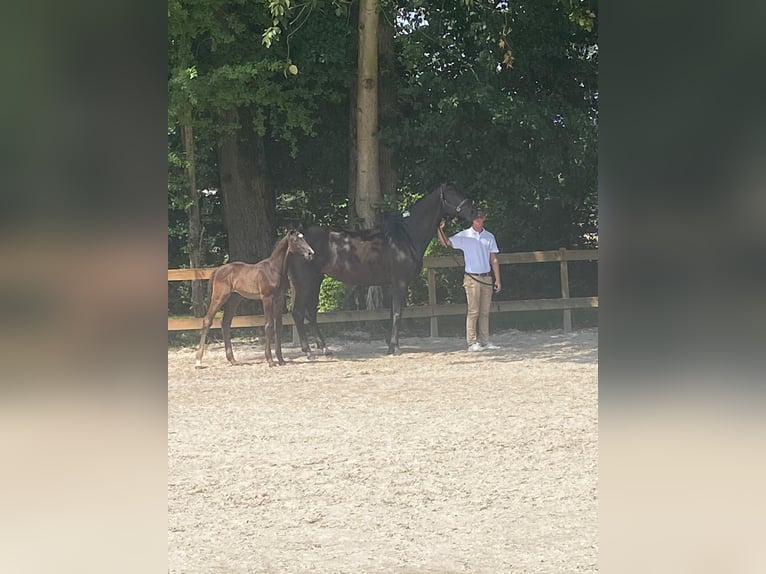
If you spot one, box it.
[287,229,315,260]
[439,183,478,223]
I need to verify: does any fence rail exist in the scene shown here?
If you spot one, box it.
[168,248,598,335]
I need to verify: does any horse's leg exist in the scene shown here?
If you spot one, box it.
[195,288,229,368]
[274,294,286,366]
[292,272,328,357]
[388,287,405,355]
[306,298,330,356]
[221,293,243,365]
[263,296,276,367]
[291,286,312,356]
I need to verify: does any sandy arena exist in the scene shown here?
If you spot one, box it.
[168,328,598,573]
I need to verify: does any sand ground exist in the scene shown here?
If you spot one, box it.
[168,328,598,573]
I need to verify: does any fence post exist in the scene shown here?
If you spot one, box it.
[428,267,438,337]
[559,248,572,332]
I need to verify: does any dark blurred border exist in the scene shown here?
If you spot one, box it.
[601,0,766,571]
[0,0,168,384]
[0,1,167,571]
[3,0,765,570]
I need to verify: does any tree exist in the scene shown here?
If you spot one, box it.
[169,0,598,318]
[377,8,398,202]
[391,0,597,252]
[354,0,381,230]
[182,122,205,315]
[216,108,275,265]
[265,0,393,310]
[168,3,205,315]
[170,0,352,318]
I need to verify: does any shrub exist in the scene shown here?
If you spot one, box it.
[318,277,345,312]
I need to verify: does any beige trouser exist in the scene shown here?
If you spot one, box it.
[463,274,494,345]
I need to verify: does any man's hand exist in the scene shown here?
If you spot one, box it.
[490,253,501,291]
[437,219,451,248]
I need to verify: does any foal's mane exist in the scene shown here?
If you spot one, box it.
[270,232,291,254]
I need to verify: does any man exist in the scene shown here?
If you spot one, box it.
[437,207,501,351]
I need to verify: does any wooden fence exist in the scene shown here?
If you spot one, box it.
[168,248,598,337]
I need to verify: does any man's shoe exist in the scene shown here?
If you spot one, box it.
[483,342,500,350]
[467,342,484,352]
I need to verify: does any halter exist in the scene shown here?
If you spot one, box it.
[440,187,470,213]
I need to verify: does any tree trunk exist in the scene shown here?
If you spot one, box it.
[378,9,398,202]
[355,0,381,230]
[347,77,358,228]
[182,121,206,317]
[355,0,384,310]
[217,108,275,317]
[217,108,275,264]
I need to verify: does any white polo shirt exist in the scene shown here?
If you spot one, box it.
[449,227,499,274]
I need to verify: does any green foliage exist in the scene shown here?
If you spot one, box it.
[389,0,598,252]
[168,0,598,316]
[318,277,345,312]
[169,0,351,151]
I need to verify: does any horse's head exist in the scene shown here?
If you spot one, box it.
[287,229,315,260]
[439,183,477,223]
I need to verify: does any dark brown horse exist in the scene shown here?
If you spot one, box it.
[195,230,315,368]
[288,183,476,356]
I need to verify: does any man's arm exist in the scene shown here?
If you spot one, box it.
[437,219,452,247]
[491,252,501,292]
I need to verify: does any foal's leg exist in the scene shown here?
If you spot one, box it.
[263,296,276,367]
[195,287,230,368]
[221,293,243,365]
[274,294,286,366]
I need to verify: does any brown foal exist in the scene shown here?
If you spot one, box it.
[195,230,314,368]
